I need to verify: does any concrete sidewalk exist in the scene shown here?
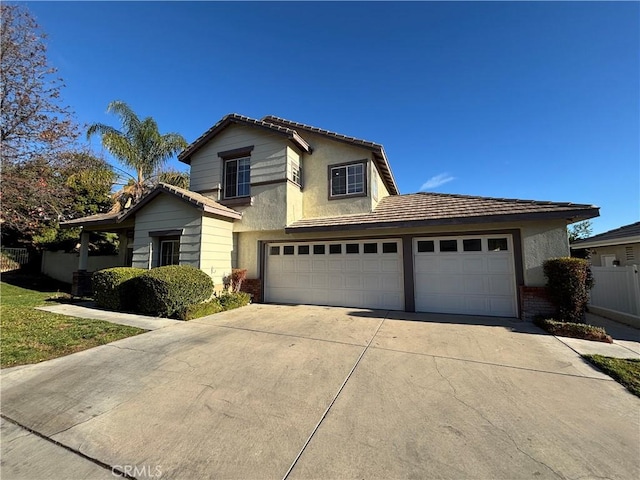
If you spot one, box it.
[37,303,181,330]
[554,313,640,359]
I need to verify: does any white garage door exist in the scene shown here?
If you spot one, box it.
[265,239,404,310]
[414,235,517,317]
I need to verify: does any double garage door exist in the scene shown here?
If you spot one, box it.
[265,234,517,317]
[265,239,404,310]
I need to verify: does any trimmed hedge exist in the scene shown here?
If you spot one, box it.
[92,267,146,311]
[543,257,594,323]
[534,317,612,343]
[178,291,251,321]
[133,265,214,318]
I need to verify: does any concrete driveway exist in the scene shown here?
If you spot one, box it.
[1,304,638,480]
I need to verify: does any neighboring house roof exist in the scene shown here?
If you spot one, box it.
[262,115,399,196]
[571,221,640,249]
[60,183,241,229]
[178,114,312,164]
[286,192,600,233]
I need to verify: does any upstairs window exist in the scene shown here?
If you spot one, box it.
[291,162,302,186]
[224,157,250,198]
[330,162,365,197]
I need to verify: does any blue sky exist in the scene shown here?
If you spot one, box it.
[24,1,639,235]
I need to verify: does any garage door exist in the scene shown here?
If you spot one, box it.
[413,235,517,317]
[265,239,404,310]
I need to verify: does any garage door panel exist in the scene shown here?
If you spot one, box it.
[488,276,514,295]
[311,259,327,272]
[462,257,486,274]
[463,276,486,294]
[362,259,381,272]
[487,256,511,273]
[296,259,311,271]
[439,257,462,274]
[266,240,404,311]
[311,273,329,289]
[414,235,517,317]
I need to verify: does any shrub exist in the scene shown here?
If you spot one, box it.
[217,291,251,310]
[178,298,223,321]
[534,317,612,343]
[224,268,247,292]
[543,257,594,323]
[177,291,251,321]
[92,267,146,311]
[133,265,214,318]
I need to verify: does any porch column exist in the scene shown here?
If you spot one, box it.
[78,230,90,271]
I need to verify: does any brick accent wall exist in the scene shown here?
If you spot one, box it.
[520,286,556,321]
[240,278,262,303]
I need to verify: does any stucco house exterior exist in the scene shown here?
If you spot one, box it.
[63,114,599,319]
[571,221,640,267]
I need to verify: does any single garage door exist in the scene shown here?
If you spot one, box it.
[265,239,404,310]
[414,234,517,317]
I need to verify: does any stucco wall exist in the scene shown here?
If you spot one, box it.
[300,132,377,218]
[235,220,570,283]
[588,243,640,267]
[200,214,235,287]
[231,183,288,232]
[189,124,288,195]
[131,195,202,269]
[520,221,569,285]
[370,161,391,210]
[41,251,122,284]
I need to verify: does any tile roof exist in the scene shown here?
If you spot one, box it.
[178,114,311,164]
[60,212,123,228]
[571,221,640,248]
[60,183,241,229]
[262,115,399,195]
[286,192,599,232]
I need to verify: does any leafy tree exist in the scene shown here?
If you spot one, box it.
[0,4,77,164]
[0,4,112,250]
[158,169,190,189]
[568,220,593,243]
[1,151,115,249]
[87,101,188,212]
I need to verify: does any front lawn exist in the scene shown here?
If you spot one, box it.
[583,354,640,398]
[1,282,145,368]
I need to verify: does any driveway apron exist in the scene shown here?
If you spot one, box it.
[1,305,638,480]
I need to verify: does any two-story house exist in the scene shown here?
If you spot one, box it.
[64,113,599,319]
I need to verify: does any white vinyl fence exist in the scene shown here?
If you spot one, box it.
[589,266,640,322]
[41,251,123,284]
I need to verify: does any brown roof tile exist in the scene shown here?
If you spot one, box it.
[286,192,599,232]
[60,183,241,229]
[178,113,311,164]
[262,115,399,195]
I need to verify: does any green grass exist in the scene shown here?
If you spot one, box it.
[1,281,145,368]
[583,354,640,397]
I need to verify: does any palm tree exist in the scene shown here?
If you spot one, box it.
[87,101,188,212]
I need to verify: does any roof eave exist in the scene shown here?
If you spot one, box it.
[285,208,600,234]
[178,115,311,164]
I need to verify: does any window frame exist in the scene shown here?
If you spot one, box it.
[159,237,180,266]
[328,160,367,199]
[223,156,251,199]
